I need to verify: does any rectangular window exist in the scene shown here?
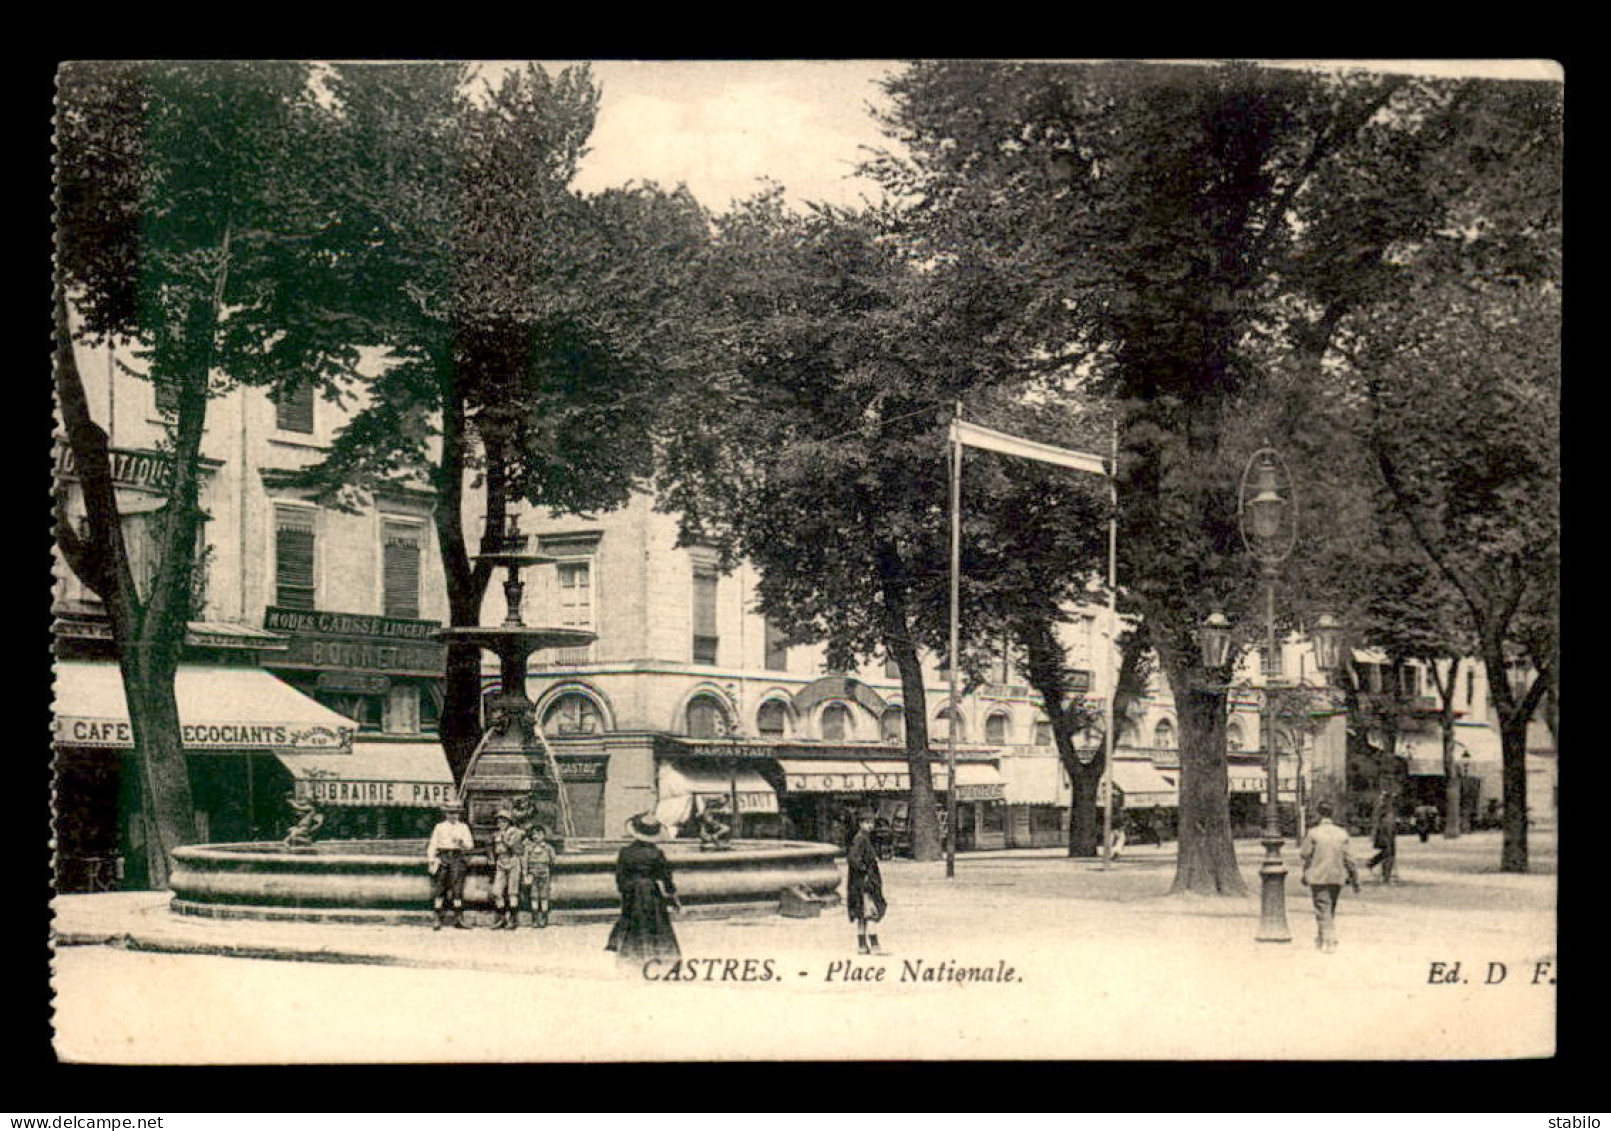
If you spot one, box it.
[1401,666,1421,698]
[1466,667,1476,708]
[763,617,789,672]
[421,682,443,733]
[1261,645,1284,679]
[554,560,594,663]
[692,562,719,664]
[275,384,315,434]
[382,520,422,619]
[884,657,900,680]
[275,507,316,610]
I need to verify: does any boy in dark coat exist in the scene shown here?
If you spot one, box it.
[846,810,887,954]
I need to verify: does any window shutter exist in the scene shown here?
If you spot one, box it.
[383,522,421,619]
[276,508,316,609]
[275,384,315,434]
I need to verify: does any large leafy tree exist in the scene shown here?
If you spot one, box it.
[296,63,710,780]
[54,62,358,885]
[867,60,1554,891]
[658,196,1046,861]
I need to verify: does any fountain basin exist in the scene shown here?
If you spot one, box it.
[169,839,843,924]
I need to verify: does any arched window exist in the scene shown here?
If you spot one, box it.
[686,696,729,739]
[985,713,1009,744]
[821,703,852,742]
[880,707,905,744]
[1153,718,1175,750]
[1226,720,1244,751]
[757,699,788,737]
[543,692,602,735]
[1117,719,1140,748]
[935,707,964,742]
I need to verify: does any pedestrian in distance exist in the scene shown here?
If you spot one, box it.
[605,813,683,967]
[522,822,557,928]
[426,800,474,930]
[1414,803,1438,844]
[847,809,887,955]
[488,809,526,929]
[1299,800,1361,953]
[1367,796,1400,884]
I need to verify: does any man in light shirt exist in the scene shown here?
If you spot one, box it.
[1299,799,1361,953]
[426,801,475,930]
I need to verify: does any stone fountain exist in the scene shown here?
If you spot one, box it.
[168,512,841,924]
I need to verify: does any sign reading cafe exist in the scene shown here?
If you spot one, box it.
[57,718,351,751]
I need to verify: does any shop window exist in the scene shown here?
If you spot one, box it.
[1153,718,1175,750]
[319,692,383,732]
[880,707,905,744]
[763,617,789,672]
[385,683,420,735]
[821,703,852,742]
[421,682,442,733]
[275,383,315,434]
[382,519,422,619]
[692,561,719,664]
[686,696,728,739]
[985,713,1009,744]
[757,700,788,737]
[274,506,317,610]
[544,692,602,735]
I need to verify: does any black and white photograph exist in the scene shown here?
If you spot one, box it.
[48,58,1561,1064]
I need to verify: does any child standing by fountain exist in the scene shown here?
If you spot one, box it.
[522,821,557,928]
[489,810,526,929]
[426,801,474,930]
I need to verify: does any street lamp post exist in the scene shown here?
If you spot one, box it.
[1240,448,1298,944]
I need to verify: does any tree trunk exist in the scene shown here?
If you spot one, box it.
[1436,658,1462,839]
[1167,676,1247,896]
[1067,758,1103,857]
[430,371,498,785]
[120,645,198,888]
[1499,712,1529,872]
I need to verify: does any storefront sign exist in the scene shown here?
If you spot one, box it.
[55,445,219,491]
[955,783,1006,801]
[316,672,391,695]
[786,769,911,793]
[56,717,351,751]
[264,607,446,676]
[296,778,456,808]
[558,759,607,782]
[693,790,777,814]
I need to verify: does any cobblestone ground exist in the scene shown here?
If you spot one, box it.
[50,830,1555,1063]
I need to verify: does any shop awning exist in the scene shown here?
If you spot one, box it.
[942,761,1007,801]
[278,742,455,808]
[657,761,779,815]
[1001,753,1066,805]
[1108,759,1178,805]
[53,661,355,751]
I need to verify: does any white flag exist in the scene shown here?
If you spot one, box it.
[949,419,1109,477]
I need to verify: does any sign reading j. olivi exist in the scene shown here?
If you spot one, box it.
[263,606,446,676]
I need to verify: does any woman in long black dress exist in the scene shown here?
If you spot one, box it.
[606,813,683,965]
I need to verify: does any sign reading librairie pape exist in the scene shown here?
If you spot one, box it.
[264,606,446,675]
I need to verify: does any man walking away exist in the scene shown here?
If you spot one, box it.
[1299,800,1360,953]
[426,801,474,930]
[1368,797,1400,884]
[846,810,887,954]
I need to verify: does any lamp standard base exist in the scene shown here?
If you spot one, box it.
[1255,835,1292,943]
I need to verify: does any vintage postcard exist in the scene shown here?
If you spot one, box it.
[49,58,1559,1064]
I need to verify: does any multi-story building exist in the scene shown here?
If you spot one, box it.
[52,335,458,889]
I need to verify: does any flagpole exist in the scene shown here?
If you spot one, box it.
[947,402,962,880]
[1100,417,1118,870]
